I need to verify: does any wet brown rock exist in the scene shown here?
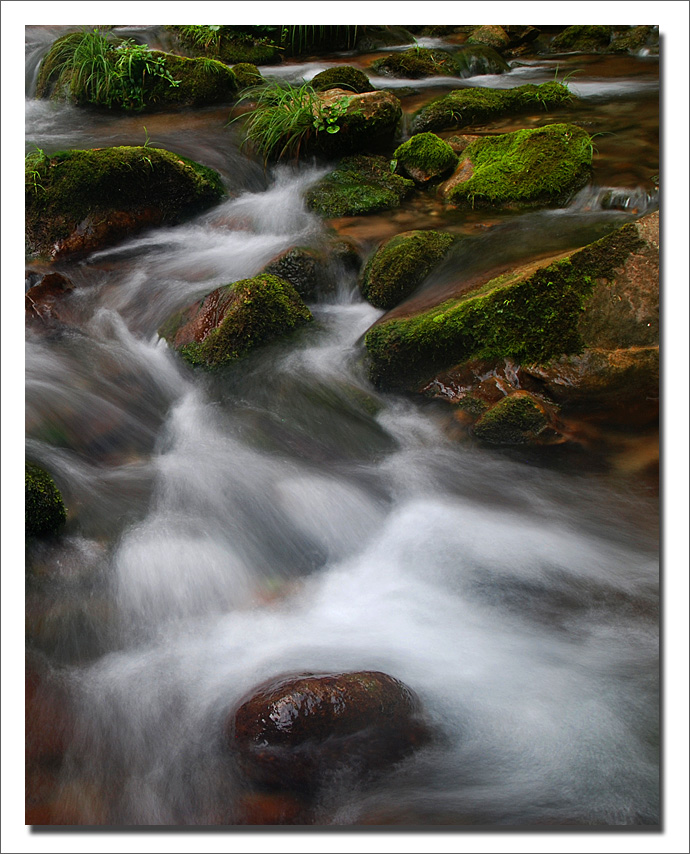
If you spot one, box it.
[25,272,75,326]
[228,671,429,790]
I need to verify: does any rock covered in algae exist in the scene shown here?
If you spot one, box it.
[411,82,574,134]
[550,25,612,53]
[26,462,67,538]
[360,230,457,309]
[472,391,549,444]
[440,123,593,208]
[305,155,414,217]
[228,671,430,790]
[25,146,225,260]
[311,65,374,94]
[393,132,458,184]
[159,273,313,368]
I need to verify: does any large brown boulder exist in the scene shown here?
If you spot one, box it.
[228,671,429,790]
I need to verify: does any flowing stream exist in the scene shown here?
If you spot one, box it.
[24,26,659,826]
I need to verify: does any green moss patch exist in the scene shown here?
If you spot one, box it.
[305,155,414,218]
[472,393,548,444]
[551,26,612,53]
[161,274,313,368]
[145,53,237,107]
[364,223,644,390]
[371,48,461,79]
[393,133,458,183]
[311,66,374,94]
[443,123,592,208]
[26,146,225,259]
[26,462,67,538]
[411,82,574,134]
[232,63,263,89]
[467,26,510,51]
[609,26,657,53]
[173,26,280,65]
[361,230,457,309]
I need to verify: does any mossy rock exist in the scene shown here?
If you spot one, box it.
[411,82,575,134]
[309,89,403,158]
[26,462,67,539]
[453,45,510,77]
[360,230,457,309]
[472,392,548,444]
[371,48,462,79]
[609,26,657,54]
[440,123,592,209]
[232,63,263,89]
[311,66,374,94]
[160,273,313,368]
[467,26,510,51]
[145,53,237,108]
[172,27,280,65]
[305,155,414,218]
[26,146,225,260]
[393,133,458,184]
[262,247,330,300]
[551,26,612,53]
[364,220,647,390]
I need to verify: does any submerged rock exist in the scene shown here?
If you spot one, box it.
[228,671,429,790]
[159,273,312,368]
[393,132,458,185]
[411,82,574,134]
[25,146,224,260]
[25,272,75,326]
[360,230,457,309]
[305,155,414,218]
[440,124,593,209]
[26,462,67,538]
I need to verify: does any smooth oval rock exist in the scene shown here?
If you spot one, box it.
[228,671,429,789]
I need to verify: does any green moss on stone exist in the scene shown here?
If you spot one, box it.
[371,48,460,79]
[311,66,373,94]
[305,155,414,218]
[393,133,458,183]
[170,274,313,368]
[145,53,237,107]
[551,26,612,52]
[232,63,263,89]
[26,462,67,538]
[473,393,547,444]
[411,82,574,134]
[173,26,280,65]
[361,230,457,309]
[26,146,225,259]
[364,223,643,390]
[445,123,592,208]
[609,26,656,53]
[467,26,510,51]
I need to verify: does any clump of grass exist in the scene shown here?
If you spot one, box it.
[234,82,349,162]
[37,29,179,110]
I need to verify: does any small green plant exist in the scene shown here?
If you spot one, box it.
[178,25,223,55]
[25,146,48,195]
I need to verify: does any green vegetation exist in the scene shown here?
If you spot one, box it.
[26,146,224,259]
[371,48,460,79]
[305,155,414,217]
[311,66,373,94]
[364,223,644,389]
[393,133,458,183]
[444,123,592,208]
[162,274,313,368]
[473,393,548,444]
[609,26,656,53]
[551,25,612,52]
[26,462,67,538]
[277,25,359,55]
[361,230,457,309]
[175,25,280,64]
[37,29,237,110]
[467,26,510,51]
[411,82,574,133]
[231,63,263,89]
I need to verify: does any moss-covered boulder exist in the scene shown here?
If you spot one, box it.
[411,82,574,134]
[311,65,374,94]
[364,216,653,391]
[551,25,612,53]
[160,273,312,368]
[172,26,280,65]
[305,155,414,218]
[472,392,548,444]
[609,26,657,54]
[25,146,224,261]
[26,462,67,538]
[453,45,510,77]
[393,133,458,184]
[261,247,330,300]
[36,32,237,110]
[440,123,592,209]
[309,88,402,158]
[371,48,461,79]
[467,26,510,51]
[229,671,429,790]
[360,230,457,309]
[231,63,263,89]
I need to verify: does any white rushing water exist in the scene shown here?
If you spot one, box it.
[23,28,660,828]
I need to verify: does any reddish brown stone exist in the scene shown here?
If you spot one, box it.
[25,272,75,326]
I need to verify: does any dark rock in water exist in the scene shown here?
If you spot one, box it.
[229,671,429,790]
[25,146,225,261]
[25,272,75,326]
[159,273,313,368]
[472,391,549,445]
[305,155,414,218]
[361,230,457,310]
[550,25,612,53]
[311,65,374,94]
[262,247,327,300]
[25,462,67,539]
